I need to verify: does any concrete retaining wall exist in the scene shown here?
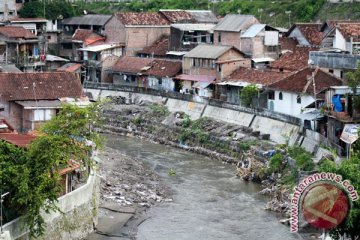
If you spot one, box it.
[250,116,300,144]
[202,105,254,127]
[166,99,205,120]
[3,171,99,240]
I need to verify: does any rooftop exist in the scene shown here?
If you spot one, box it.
[159,10,194,23]
[0,133,37,148]
[336,23,360,41]
[0,26,37,39]
[0,72,82,101]
[269,67,343,95]
[271,46,319,71]
[214,14,259,32]
[171,23,215,32]
[146,59,182,77]
[57,63,82,73]
[184,44,237,59]
[279,37,298,52]
[72,29,105,45]
[115,12,170,26]
[137,35,169,57]
[62,14,112,26]
[222,67,290,87]
[112,56,153,74]
[10,18,47,23]
[288,23,323,46]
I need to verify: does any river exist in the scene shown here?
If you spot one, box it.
[106,135,300,240]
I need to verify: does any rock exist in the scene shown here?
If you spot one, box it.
[279,218,290,225]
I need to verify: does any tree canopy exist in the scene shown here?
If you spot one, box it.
[0,103,103,237]
[19,0,78,20]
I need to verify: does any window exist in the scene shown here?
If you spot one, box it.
[268,91,275,100]
[297,95,301,104]
[218,33,221,43]
[329,69,334,74]
[158,78,162,85]
[34,109,53,121]
[217,64,222,72]
[47,36,51,40]
[279,92,283,100]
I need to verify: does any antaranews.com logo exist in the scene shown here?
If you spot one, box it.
[290,172,359,233]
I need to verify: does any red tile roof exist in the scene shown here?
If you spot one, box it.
[112,57,181,77]
[0,26,37,39]
[269,67,343,95]
[0,72,82,101]
[115,12,170,26]
[72,29,105,45]
[146,59,182,77]
[112,56,153,74]
[0,133,37,148]
[223,67,291,86]
[336,23,360,41]
[271,46,319,71]
[137,35,169,56]
[289,23,323,46]
[160,10,194,23]
[279,37,298,52]
[57,63,82,73]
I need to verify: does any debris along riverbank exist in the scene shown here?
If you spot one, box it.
[88,147,172,239]
[99,99,327,237]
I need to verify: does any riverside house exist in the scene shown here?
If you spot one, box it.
[0,72,83,133]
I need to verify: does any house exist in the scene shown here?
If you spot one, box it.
[286,23,323,47]
[267,67,343,126]
[271,46,319,72]
[0,0,17,21]
[213,14,259,48]
[110,56,181,91]
[137,35,169,58]
[0,72,82,132]
[0,26,45,72]
[57,62,83,82]
[9,17,48,36]
[104,12,170,56]
[182,44,251,82]
[169,23,215,51]
[174,74,215,98]
[309,22,360,79]
[69,29,106,61]
[60,14,112,58]
[216,67,290,105]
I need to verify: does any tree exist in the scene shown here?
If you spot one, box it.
[19,0,78,19]
[346,62,360,94]
[0,103,103,237]
[240,84,259,108]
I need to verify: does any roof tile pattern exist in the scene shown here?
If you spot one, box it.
[137,35,169,56]
[115,12,170,26]
[336,23,360,41]
[293,23,323,46]
[112,57,181,77]
[0,72,82,101]
[271,46,319,71]
[0,133,37,148]
[269,67,343,94]
[279,37,298,52]
[160,10,194,23]
[0,26,37,39]
[224,67,290,86]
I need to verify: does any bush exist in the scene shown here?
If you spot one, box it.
[240,84,258,107]
[268,153,283,173]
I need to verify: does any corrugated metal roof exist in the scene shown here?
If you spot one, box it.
[241,24,266,38]
[214,14,257,32]
[184,44,232,59]
[171,23,215,32]
[186,10,218,23]
[62,14,112,26]
[78,43,120,52]
[0,133,37,148]
[46,55,69,62]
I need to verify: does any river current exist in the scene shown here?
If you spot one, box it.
[106,135,300,240]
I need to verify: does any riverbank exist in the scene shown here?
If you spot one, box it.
[87,147,172,239]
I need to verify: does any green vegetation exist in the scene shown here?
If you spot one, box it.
[19,0,78,19]
[179,117,209,144]
[0,103,103,237]
[168,168,176,176]
[149,104,169,118]
[240,84,258,108]
[268,153,283,173]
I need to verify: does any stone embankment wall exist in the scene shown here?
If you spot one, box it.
[2,171,99,240]
[86,88,300,145]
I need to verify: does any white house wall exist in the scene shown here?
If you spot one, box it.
[148,76,175,91]
[334,29,347,51]
[269,91,315,116]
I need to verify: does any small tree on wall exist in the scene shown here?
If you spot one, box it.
[240,84,259,108]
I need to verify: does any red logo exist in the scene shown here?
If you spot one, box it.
[301,183,349,229]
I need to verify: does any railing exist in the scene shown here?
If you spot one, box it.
[84,81,302,126]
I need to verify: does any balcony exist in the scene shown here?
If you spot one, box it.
[16,55,46,68]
